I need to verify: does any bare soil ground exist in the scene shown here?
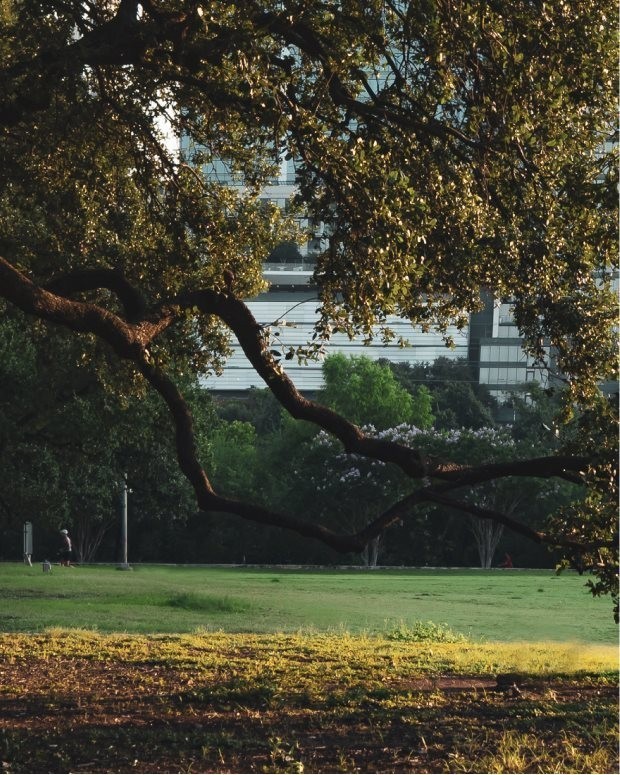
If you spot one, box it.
[1,654,617,773]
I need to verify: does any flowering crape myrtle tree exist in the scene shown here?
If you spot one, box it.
[304,428,408,567]
[305,424,573,567]
[0,2,617,610]
[408,426,577,568]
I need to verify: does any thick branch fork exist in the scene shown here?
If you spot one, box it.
[0,256,594,555]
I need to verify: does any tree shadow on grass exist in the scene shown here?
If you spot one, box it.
[0,671,617,773]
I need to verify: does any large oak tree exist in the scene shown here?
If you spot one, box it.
[0,1,617,610]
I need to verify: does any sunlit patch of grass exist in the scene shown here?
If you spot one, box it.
[449,728,618,774]
[441,640,620,678]
[0,630,616,773]
[164,592,252,614]
[1,632,617,678]
[384,619,468,643]
[42,626,100,637]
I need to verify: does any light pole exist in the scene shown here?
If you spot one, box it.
[117,473,132,570]
[23,521,33,566]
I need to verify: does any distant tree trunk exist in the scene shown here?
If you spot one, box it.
[469,517,504,569]
[361,535,381,567]
[74,516,113,564]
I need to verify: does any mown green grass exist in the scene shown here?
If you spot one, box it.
[0,561,617,773]
[0,563,616,643]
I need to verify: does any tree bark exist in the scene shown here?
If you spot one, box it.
[0,255,608,558]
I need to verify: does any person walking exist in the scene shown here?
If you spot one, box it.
[59,529,73,567]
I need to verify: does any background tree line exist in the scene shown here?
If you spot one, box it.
[0,313,576,569]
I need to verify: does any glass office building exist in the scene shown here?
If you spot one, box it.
[180,135,570,403]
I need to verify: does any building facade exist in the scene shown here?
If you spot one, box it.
[184,139,556,402]
[208,266,470,393]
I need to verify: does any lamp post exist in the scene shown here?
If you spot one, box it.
[23,521,33,566]
[117,474,132,570]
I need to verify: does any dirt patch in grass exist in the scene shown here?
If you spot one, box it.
[0,636,617,774]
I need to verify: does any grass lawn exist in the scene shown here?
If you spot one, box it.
[0,562,616,643]
[0,630,617,773]
[0,563,617,773]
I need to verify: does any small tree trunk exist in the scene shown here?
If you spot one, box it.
[74,518,113,564]
[469,517,504,569]
[361,535,381,567]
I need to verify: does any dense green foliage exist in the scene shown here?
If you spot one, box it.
[320,354,434,429]
[0,312,214,564]
[0,1,616,608]
[382,357,497,430]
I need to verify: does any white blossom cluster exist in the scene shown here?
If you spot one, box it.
[307,424,519,501]
[438,426,516,448]
[309,429,395,496]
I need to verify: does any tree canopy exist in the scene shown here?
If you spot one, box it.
[381,357,497,430]
[321,354,434,430]
[0,1,616,610]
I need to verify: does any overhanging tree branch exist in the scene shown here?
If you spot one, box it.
[9,259,588,485]
[46,268,147,322]
[0,0,615,612]
[175,287,588,484]
[0,255,597,557]
[420,491,616,553]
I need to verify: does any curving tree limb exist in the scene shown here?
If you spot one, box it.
[0,255,597,557]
